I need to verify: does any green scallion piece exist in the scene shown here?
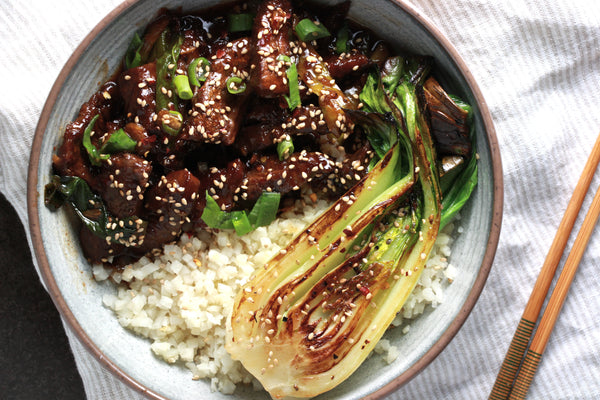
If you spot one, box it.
[277,137,294,160]
[226,76,247,94]
[228,13,254,33]
[161,110,184,136]
[155,30,184,111]
[82,115,109,166]
[173,74,193,100]
[201,194,232,229]
[247,192,281,227]
[335,23,349,54]
[125,32,143,69]
[187,57,210,87]
[83,116,138,164]
[295,18,331,42]
[100,128,137,154]
[231,212,253,235]
[277,55,301,110]
[201,191,281,234]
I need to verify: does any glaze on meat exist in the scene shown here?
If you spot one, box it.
[50,1,390,266]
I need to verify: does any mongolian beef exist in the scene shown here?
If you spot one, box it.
[46,0,477,397]
[46,1,390,265]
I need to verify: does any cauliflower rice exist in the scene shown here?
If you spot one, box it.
[94,198,458,394]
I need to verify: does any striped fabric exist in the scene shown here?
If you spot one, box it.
[1,0,599,398]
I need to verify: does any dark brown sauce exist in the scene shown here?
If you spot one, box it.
[51,0,380,266]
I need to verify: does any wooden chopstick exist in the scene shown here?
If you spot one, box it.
[489,133,600,400]
[507,177,600,399]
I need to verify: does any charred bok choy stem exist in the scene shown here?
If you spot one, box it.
[227,56,443,398]
[362,55,477,229]
[436,97,478,229]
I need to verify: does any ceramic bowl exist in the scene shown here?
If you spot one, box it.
[28,0,503,399]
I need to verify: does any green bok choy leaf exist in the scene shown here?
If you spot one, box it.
[227,57,448,398]
[44,175,146,244]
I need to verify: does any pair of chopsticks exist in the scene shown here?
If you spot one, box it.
[489,133,600,400]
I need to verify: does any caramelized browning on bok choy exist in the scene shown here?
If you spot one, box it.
[226,55,468,398]
[46,1,480,393]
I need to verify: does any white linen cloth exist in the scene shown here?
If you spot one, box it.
[1,0,599,398]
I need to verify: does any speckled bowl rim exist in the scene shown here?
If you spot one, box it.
[27,0,503,399]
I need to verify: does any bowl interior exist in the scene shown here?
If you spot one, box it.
[31,0,501,399]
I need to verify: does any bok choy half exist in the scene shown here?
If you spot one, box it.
[226,56,476,398]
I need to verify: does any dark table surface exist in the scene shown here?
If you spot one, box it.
[0,192,86,399]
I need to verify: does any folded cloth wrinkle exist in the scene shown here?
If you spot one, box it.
[1,0,599,398]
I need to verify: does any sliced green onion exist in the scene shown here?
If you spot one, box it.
[295,19,331,42]
[202,194,232,229]
[125,32,143,69]
[228,13,254,33]
[83,116,139,165]
[335,23,349,54]
[277,55,301,110]
[82,115,109,166]
[201,191,281,234]
[161,110,184,136]
[231,212,253,235]
[100,128,137,154]
[247,192,281,227]
[187,57,210,87]
[156,31,184,111]
[277,137,294,160]
[173,74,193,100]
[226,76,247,94]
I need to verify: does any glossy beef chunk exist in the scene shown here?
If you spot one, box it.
[243,151,335,201]
[251,0,292,97]
[234,105,327,155]
[137,169,201,253]
[193,151,335,221]
[326,51,371,80]
[234,125,288,156]
[327,141,373,194]
[79,224,129,265]
[95,153,152,219]
[79,169,200,264]
[197,158,248,215]
[123,122,155,157]
[118,63,158,132]
[287,105,330,135]
[52,81,121,187]
[177,16,211,70]
[314,0,350,35]
[182,37,252,145]
[54,1,464,267]
[244,100,289,125]
[297,44,356,141]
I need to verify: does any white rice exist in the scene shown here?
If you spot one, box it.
[94,198,458,394]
